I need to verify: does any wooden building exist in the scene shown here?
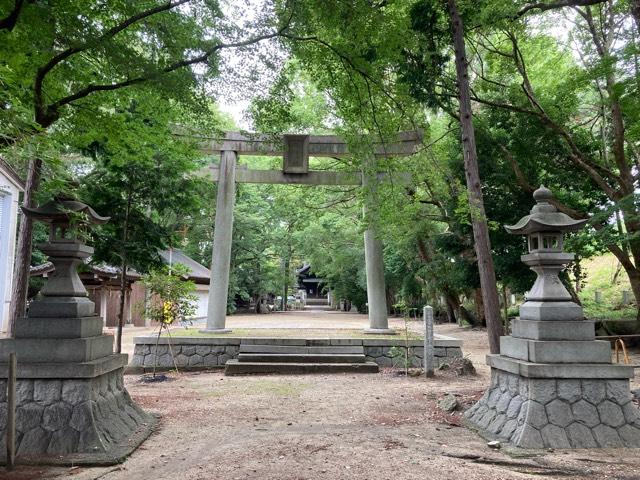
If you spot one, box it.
[30,248,211,328]
[295,264,326,299]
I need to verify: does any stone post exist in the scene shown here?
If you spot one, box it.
[362,157,393,334]
[423,306,434,378]
[202,150,237,333]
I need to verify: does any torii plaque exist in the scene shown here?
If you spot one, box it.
[198,130,423,334]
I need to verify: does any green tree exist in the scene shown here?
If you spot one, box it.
[142,264,198,327]
[77,90,209,352]
[0,0,293,333]
[459,2,640,319]
[141,263,197,376]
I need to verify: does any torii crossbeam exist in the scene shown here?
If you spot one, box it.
[199,130,422,334]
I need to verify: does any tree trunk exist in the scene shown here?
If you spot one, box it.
[8,158,42,336]
[564,274,582,306]
[115,189,133,353]
[631,0,640,34]
[447,0,503,353]
[459,305,478,326]
[116,262,128,354]
[627,269,640,320]
[444,292,458,323]
[473,288,486,327]
[502,284,509,334]
[282,257,289,311]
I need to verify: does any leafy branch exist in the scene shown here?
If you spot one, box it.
[515,0,608,17]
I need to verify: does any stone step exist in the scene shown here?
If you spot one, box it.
[225,359,379,375]
[239,345,364,355]
[238,353,367,363]
[305,298,328,305]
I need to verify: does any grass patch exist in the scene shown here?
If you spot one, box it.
[189,378,310,398]
[163,327,422,340]
[579,253,637,321]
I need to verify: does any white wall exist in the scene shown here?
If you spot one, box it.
[192,284,209,320]
[0,173,21,333]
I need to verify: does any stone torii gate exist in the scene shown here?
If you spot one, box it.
[198,131,422,334]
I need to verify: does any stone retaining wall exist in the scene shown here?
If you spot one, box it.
[363,342,462,368]
[130,336,464,371]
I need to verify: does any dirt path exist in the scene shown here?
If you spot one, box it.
[4,324,640,480]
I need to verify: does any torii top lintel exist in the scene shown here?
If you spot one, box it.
[198,130,424,158]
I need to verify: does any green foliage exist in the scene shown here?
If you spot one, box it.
[142,264,197,326]
[75,89,212,274]
[398,0,451,109]
[4,0,640,323]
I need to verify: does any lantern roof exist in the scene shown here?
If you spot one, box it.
[21,196,109,225]
[505,186,587,235]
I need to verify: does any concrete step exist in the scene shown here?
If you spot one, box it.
[239,345,364,355]
[238,353,366,363]
[225,359,379,375]
[305,298,328,305]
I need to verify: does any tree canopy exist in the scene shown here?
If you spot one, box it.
[2,0,640,337]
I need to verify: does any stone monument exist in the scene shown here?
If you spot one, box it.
[465,186,640,448]
[0,197,156,463]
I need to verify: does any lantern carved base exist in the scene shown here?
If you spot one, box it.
[0,303,157,464]
[0,364,157,465]
[465,359,640,448]
[465,315,640,449]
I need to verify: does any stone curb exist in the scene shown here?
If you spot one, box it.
[133,336,462,348]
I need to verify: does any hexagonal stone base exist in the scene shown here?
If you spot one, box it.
[0,367,157,464]
[465,368,640,448]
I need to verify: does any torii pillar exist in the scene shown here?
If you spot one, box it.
[201,149,236,333]
[362,157,393,334]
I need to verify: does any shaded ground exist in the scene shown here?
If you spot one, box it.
[4,318,640,480]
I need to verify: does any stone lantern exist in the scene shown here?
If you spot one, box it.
[464,186,640,449]
[504,186,587,322]
[0,196,155,462]
[22,196,109,317]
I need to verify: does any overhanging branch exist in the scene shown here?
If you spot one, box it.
[516,0,608,17]
[42,27,289,123]
[0,0,26,32]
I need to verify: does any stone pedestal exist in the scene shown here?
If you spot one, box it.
[465,319,640,448]
[0,367,153,461]
[0,239,155,464]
